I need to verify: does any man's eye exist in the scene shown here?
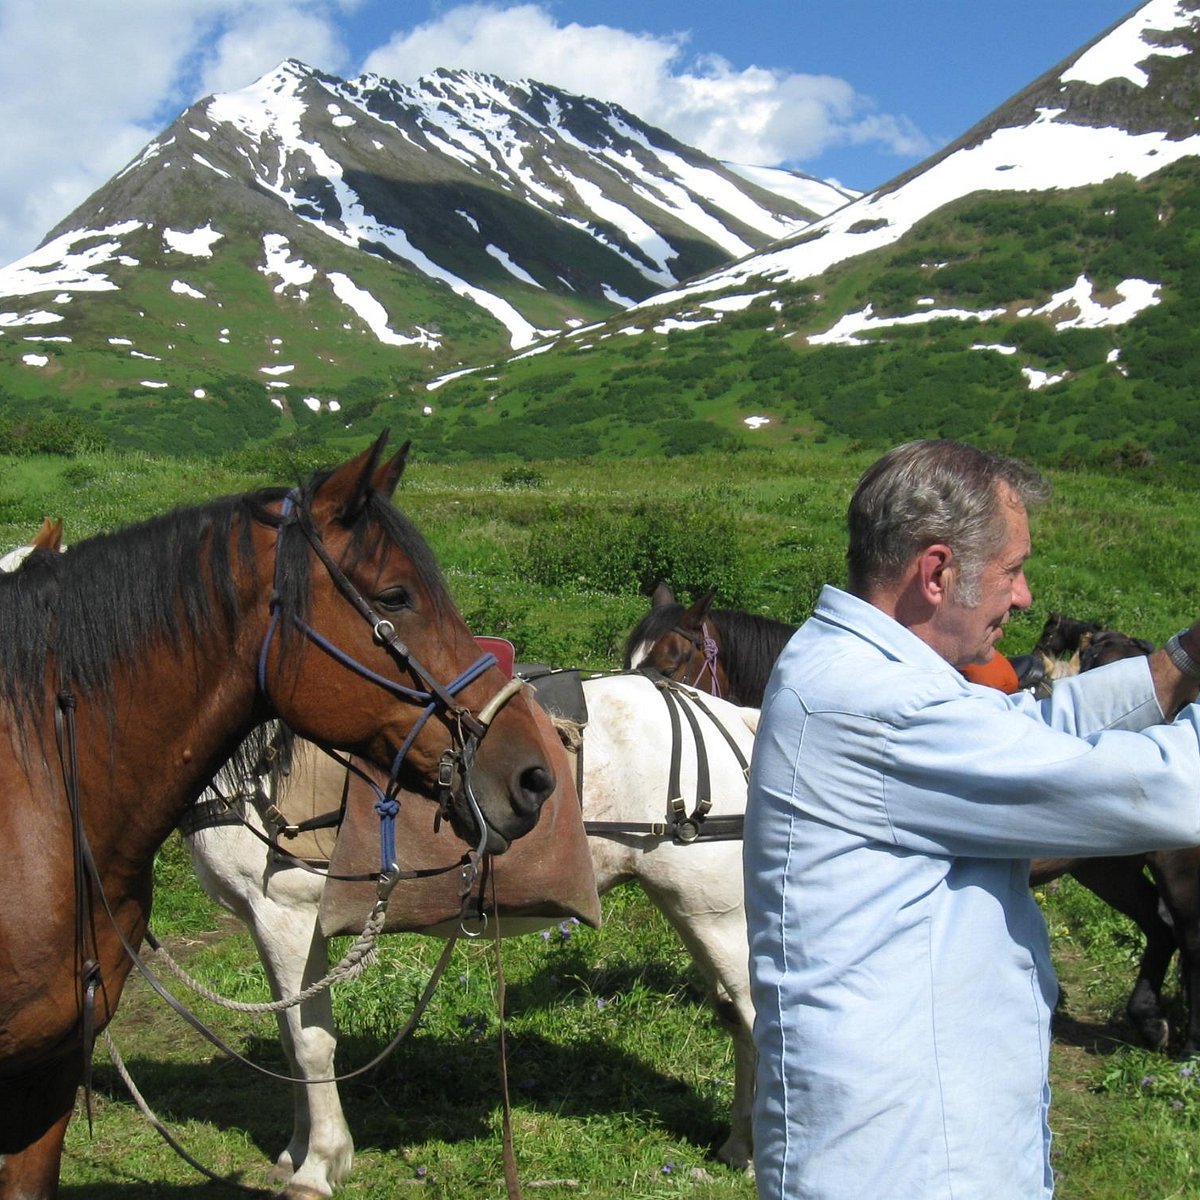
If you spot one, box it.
[376,587,412,612]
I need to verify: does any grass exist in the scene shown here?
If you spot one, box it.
[67,878,757,1198]
[60,870,1200,1198]
[6,439,1200,1196]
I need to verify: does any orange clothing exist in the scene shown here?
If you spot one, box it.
[961,654,1020,694]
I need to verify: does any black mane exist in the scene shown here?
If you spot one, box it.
[624,602,796,706]
[0,470,451,729]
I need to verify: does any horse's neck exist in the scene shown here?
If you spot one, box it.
[70,593,268,872]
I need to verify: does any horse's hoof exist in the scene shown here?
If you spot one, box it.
[716,1140,754,1171]
[279,1186,331,1200]
[1135,1017,1170,1052]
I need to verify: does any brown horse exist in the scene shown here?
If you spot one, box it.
[0,433,555,1199]
[623,583,796,706]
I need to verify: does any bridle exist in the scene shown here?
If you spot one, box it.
[667,621,722,697]
[53,485,531,1144]
[257,489,526,882]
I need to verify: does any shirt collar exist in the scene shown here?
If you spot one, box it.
[812,584,957,674]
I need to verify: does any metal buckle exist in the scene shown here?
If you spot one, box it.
[674,819,700,844]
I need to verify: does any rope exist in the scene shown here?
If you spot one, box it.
[100,1029,272,1195]
[143,900,388,1015]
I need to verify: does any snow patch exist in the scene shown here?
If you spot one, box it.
[163,224,223,257]
[327,272,440,348]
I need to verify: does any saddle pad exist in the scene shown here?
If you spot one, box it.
[517,665,588,725]
[268,747,344,864]
[317,698,600,938]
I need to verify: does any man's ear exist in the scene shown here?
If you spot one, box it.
[916,544,954,604]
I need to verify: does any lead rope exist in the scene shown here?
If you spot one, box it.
[100,1028,270,1196]
[492,868,523,1200]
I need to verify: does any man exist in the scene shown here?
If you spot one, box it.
[744,440,1200,1200]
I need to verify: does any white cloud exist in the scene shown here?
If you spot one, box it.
[0,0,356,268]
[362,4,932,168]
[0,0,932,269]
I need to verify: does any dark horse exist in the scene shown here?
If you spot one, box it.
[623,583,796,706]
[1025,619,1200,1054]
[0,433,555,1199]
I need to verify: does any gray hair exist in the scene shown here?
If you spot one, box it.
[846,440,1050,606]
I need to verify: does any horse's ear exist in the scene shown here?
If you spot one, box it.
[681,587,716,630]
[372,439,410,499]
[651,582,676,607]
[312,431,393,523]
[34,517,63,552]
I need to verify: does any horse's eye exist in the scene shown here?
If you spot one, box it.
[376,586,412,612]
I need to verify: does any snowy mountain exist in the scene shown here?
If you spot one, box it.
[0,60,849,453]
[418,0,1200,466]
[8,2,1198,466]
[1,60,840,348]
[637,0,1200,325]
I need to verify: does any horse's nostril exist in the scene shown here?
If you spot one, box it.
[517,764,555,815]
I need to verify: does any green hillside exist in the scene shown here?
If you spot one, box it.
[404,161,1200,468]
[10,161,1200,468]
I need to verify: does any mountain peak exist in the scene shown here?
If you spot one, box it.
[0,59,839,454]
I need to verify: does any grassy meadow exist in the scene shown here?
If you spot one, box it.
[4,440,1200,1197]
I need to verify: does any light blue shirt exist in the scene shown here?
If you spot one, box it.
[744,585,1200,1200]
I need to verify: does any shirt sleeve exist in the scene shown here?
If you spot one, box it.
[881,658,1200,859]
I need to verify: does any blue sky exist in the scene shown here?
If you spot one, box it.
[0,0,1141,268]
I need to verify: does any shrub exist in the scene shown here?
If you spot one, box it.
[526,507,641,593]
[499,464,546,489]
[524,501,749,602]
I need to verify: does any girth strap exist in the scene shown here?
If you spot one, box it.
[660,676,713,842]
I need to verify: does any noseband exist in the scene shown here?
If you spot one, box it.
[257,490,524,885]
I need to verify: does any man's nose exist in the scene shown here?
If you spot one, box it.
[1012,571,1033,612]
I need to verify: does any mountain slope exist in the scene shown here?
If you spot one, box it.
[0,61,841,454]
[639,0,1200,309]
[414,0,1200,468]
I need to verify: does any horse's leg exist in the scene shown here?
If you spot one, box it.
[187,831,353,1197]
[638,874,755,1170]
[0,1055,80,1200]
[708,977,757,1171]
[1069,857,1175,1050]
[1147,850,1200,1056]
[243,879,354,1199]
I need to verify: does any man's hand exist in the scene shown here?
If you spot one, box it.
[1150,622,1200,717]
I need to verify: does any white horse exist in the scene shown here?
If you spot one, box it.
[182,671,758,1197]
[0,516,63,569]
